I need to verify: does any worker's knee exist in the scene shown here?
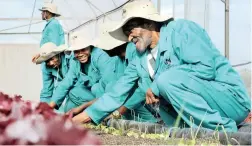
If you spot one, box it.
[91,83,104,97]
[156,68,188,92]
[91,83,99,94]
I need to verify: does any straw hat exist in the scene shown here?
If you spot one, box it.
[95,22,127,50]
[109,0,173,41]
[66,35,96,51]
[35,43,67,64]
[39,3,61,17]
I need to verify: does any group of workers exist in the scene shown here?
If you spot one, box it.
[32,0,250,132]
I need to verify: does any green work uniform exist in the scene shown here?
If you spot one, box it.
[40,53,70,103]
[51,47,115,112]
[40,17,65,47]
[85,19,250,132]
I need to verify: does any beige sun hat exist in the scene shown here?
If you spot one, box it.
[95,22,127,51]
[66,35,96,51]
[109,0,173,41]
[35,42,68,64]
[39,3,61,17]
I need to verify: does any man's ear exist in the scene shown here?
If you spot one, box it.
[46,11,53,17]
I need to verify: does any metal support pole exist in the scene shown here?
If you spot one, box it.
[157,0,161,14]
[172,0,175,17]
[28,0,37,33]
[67,32,70,45]
[225,0,230,59]
[184,0,188,19]
[69,0,130,33]
[204,0,210,32]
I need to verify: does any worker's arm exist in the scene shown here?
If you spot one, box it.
[50,59,79,108]
[40,63,54,100]
[66,98,98,116]
[123,87,146,110]
[76,58,140,124]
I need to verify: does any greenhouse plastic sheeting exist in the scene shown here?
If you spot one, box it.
[0,0,250,101]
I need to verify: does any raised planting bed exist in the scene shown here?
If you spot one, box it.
[0,92,101,145]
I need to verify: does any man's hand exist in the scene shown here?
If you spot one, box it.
[66,100,96,116]
[72,112,91,124]
[32,54,40,63]
[103,110,121,122]
[103,114,114,122]
[49,101,57,109]
[117,106,128,115]
[146,88,159,104]
[66,107,82,116]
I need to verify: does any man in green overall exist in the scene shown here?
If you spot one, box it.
[32,3,65,62]
[35,43,69,103]
[72,1,250,132]
[48,36,115,112]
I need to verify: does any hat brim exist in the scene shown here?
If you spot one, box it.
[35,45,67,64]
[96,36,126,51]
[35,53,60,64]
[39,9,61,17]
[66,44,94,52]
[109,14,172,42]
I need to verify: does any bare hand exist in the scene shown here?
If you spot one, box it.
[72,112,91,124]
[49,102,56,109]
[103,110,121,122]
[103,114,114,122]
[32,54,40,63]
[65,107,82,117]
[146,88,159,104]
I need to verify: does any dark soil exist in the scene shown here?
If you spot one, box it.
[92,130,219,145]
[99,133,168,145]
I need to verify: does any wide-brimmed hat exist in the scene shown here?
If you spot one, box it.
[39,3,61,17]
[95,22,127,51]
[35,43,67,64]
[66,35,96,51]
[109,0,173,41]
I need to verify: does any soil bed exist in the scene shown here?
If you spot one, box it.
[91,129,219,145]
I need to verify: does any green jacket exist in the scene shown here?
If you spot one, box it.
[40,53,70,100]
[51,47,115,107]
[40,17,65,47]
[85,19,250,124]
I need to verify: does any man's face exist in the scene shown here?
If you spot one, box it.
[127,27,152,53]
[46,56,61,68]
[74,47,91,63]
[41,11,47,20]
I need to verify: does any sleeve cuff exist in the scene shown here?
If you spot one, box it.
[84,93,123,124]
[51,97,62,108]
[85,106,101,124]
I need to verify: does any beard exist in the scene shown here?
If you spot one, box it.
[134,37,152,54]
